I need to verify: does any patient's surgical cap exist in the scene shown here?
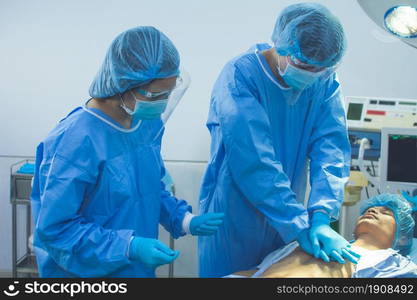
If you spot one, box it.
[89,26,180,98]
[360,193,415,255]
[271,2,347,67]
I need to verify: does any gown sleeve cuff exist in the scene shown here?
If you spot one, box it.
[181,212,195,235]
[311,210,331,225]
[126,235,135,259]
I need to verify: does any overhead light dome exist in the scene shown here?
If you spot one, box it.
[384,5,417,38]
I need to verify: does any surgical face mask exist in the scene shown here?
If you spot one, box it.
[121,92,168,120]
[277,57,326,91]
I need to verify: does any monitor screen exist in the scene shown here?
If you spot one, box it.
[387,134,417,183]
[347,103,363,121]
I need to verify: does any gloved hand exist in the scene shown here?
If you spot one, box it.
[129,237,179,269]
[297,228,330,262]
[310,212,361,264]
[189,212,224,236]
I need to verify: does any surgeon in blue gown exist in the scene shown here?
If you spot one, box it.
[199,3,360,277]
[31,26,224,278]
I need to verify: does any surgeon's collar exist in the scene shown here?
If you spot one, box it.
[254,45,290,91]
[82,99,142,133]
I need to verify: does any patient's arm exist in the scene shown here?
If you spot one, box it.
[235,247,355,278]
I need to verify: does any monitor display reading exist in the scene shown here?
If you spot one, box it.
[347,103,363,121]
[387,134,417,183]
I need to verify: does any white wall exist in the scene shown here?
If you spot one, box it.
[0,0,416,276]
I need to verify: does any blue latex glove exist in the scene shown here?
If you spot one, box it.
[310,212,361,264]
[189,213,225,236]
[129,237,179,269]
[297,228,330,262]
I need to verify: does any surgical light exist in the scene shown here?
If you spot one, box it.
[384,5,417,38]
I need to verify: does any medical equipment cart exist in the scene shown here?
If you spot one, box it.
[10,160,38,277]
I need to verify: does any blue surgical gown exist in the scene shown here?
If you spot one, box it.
[31,104,191,277]
[198,44,351,277]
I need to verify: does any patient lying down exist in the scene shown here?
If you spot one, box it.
[232,194,417,278]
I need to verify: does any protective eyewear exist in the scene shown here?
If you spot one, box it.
[133,76,184,100]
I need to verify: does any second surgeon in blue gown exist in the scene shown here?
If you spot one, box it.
[31,26,224,277]
[199,3,359,277]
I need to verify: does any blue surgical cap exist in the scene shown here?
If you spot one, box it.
[360,193,415,255]
[89,26,180,98]
[272,3,347,67]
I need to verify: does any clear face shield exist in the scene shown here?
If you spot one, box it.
[127,69,191,144]
[277,53,338,105]
[290,56,338,80]
[160,69,190,124]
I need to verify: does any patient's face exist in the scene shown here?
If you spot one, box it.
[354,206,396,248]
